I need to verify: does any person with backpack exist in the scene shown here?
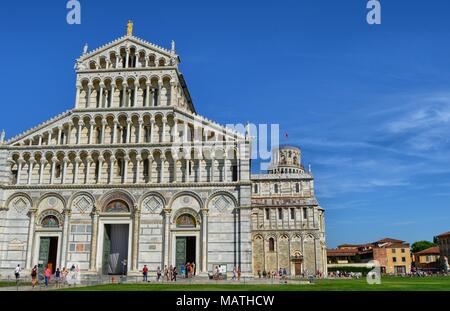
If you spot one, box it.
[142,265,149,282]
[31,265,38,288]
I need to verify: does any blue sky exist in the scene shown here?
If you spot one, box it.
[0,0,449,247]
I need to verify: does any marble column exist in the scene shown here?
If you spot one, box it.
[25,209,37,269]
[27,157,35,185]
[89,121,95,145]
[137,118,143,143]
[109,156,116,184]
[62,157,69,184]
[75,85,81,107]
[201,209,209,272]
[135,155,141,184]
[163,208,171,266]
[38,159,46,184]
[132,205,140,271]
[97,156,104,183]
[60,210,71,268]
[157,81,163,106]
[50,158,56,184]
[145,83,151,107]
[162,117,167,142]
[77,124,82,145]
[89,210,99,272]
[126,119,131,143]
[85,156,93,184]
[170,81,177,106]
[86,84,92,108]
[123,155,130,183]
[74,156,81,184]
[121,83,127,107]
[101,120,107,144]
[112,121,118,144]
[150,118,155,143]
[133,83,139,107]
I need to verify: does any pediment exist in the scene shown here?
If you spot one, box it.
[76,35,179,71]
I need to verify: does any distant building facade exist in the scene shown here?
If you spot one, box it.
[413,246,440,271]
[436,231,450,271]
[327,238,412,274]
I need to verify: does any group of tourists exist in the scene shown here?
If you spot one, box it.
[257,268,288,280]
[142,262,197,282]
[14,263,79,288]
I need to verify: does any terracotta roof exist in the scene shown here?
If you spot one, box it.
[375,238,405,244]
[415,246,440,255]
[327,248,359,257]
[436,231,450,238]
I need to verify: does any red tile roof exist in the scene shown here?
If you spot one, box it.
[415,246,440,255]
[436,231,450,238]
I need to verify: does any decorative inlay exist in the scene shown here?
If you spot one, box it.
[212,195,232,212]
[72,195,93,214]
[11,197,30,214]
[142,196,163,213]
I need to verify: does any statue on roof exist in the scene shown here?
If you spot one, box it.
[127,20,134,36]
[83,43,88,54]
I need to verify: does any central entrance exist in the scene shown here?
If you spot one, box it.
[38,237,58,274]
[175,237,196,269]
[102,224,129,275]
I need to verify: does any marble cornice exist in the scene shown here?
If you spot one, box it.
[5,141,243,151]
[1,181,250,190]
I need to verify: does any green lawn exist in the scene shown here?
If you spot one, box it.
[64,276,450,291]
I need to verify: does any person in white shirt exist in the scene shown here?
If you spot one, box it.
[14,264,21,280]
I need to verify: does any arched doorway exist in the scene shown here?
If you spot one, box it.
[171,210,200,275]
[98,199,132,275]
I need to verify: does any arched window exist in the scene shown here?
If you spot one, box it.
[269,238,275,252]
[254,184,258,194]
[104,200,130,213]
[42,215,59,228]
[274,184,279,194]
[176,214,196,228]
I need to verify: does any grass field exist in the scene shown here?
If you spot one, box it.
[64,276,450,291]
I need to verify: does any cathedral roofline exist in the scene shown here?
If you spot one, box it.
[77,35,177,63]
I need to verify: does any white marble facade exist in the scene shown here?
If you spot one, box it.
[0,30,325,277]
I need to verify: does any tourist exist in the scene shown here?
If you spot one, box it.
[31,265,38,288]
[185,262,190,278]
[180,263,185,278]
[237,266,241,281]
[61,267,68,288]
[14,264,21,281]
[257,270,261,278]
[192,262,196,276]
[232,266,237,280]
[156,266,162,282]
[172,266,178,282]
[262,270,267,278]
[55,268,61,288]
[164,265,169,281]
[44,266,52,287]
[169,265,173,281]
[142,265,149,282]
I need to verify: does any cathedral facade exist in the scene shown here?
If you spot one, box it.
[0,28,326,278]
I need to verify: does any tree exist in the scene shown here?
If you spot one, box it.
[411,241,437,254]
